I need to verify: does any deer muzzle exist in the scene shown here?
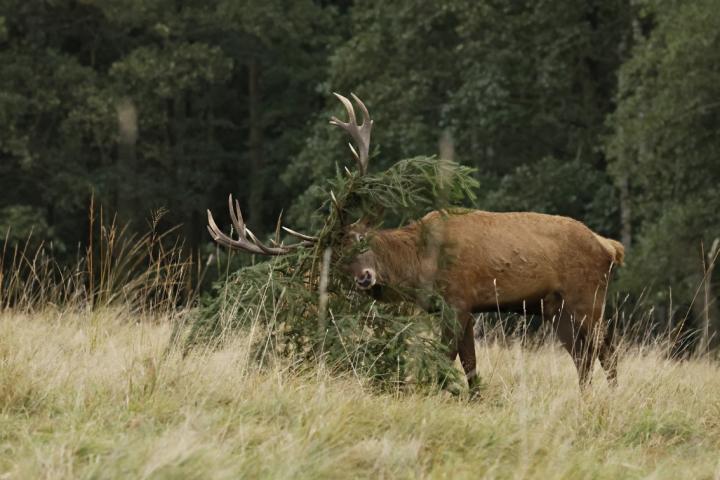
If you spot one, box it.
[356,268,377,290]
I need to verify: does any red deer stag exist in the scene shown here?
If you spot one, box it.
[207,93,625,392]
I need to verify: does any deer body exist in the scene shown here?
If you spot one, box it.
[348,209,624,390]
[208,92,625,393]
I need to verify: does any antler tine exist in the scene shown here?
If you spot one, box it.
[247,227,315,254]
[347,143,360,162]
[228,195,245,237]
[330,92,357,127]
[350,92,372,127]
[282,226,319,242]
[329,92,373,175]
[274,209,284,246]
[273,238,315,250]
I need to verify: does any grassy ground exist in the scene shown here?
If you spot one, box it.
[1,310,720,479]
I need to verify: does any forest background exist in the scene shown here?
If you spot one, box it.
[2,0,719,346]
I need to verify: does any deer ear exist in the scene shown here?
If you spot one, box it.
[357,216,371,227]
[352,214,377,229]
[359,204,385,226]
[369,205,385,221]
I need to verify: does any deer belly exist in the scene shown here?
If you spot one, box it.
[442,266,559,313]
[465,284,551,313]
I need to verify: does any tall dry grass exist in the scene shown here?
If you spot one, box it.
[1,306,720,479]
[0,206,193,316]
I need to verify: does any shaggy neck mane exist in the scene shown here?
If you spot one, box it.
[371,223,423,289]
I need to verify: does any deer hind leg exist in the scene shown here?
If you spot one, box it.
[572,285,618,388]
[598,323,619,387]
[542,293,593,387]
[555,309,597,390]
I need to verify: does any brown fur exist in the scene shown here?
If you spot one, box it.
[347,210,624,391]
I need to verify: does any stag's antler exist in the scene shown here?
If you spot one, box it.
[208,92,374,252]
[207,194,317,256]
[329,92,373,175]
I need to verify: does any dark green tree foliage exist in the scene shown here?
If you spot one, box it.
[186,157,479,390]
[285,0,631,235]
[606,0,720,317]
[482,156,619,234]
[0,0,339,258]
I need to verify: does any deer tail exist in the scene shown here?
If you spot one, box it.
[593,234,625,267]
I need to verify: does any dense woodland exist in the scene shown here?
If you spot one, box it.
[1,1,719,345]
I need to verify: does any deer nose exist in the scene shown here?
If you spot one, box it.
[356,268,376,289]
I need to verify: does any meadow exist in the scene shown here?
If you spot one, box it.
[3,2,720,478]
[2,306,719,479]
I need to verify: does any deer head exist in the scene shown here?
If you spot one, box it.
[338,218,381,290]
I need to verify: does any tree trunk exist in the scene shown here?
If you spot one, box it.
[619,174,632,248]
[700,239,720,353]
[438,128,455,162]
[116,98,138,224]
[246,57,265,229]
[173,94,199,247]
